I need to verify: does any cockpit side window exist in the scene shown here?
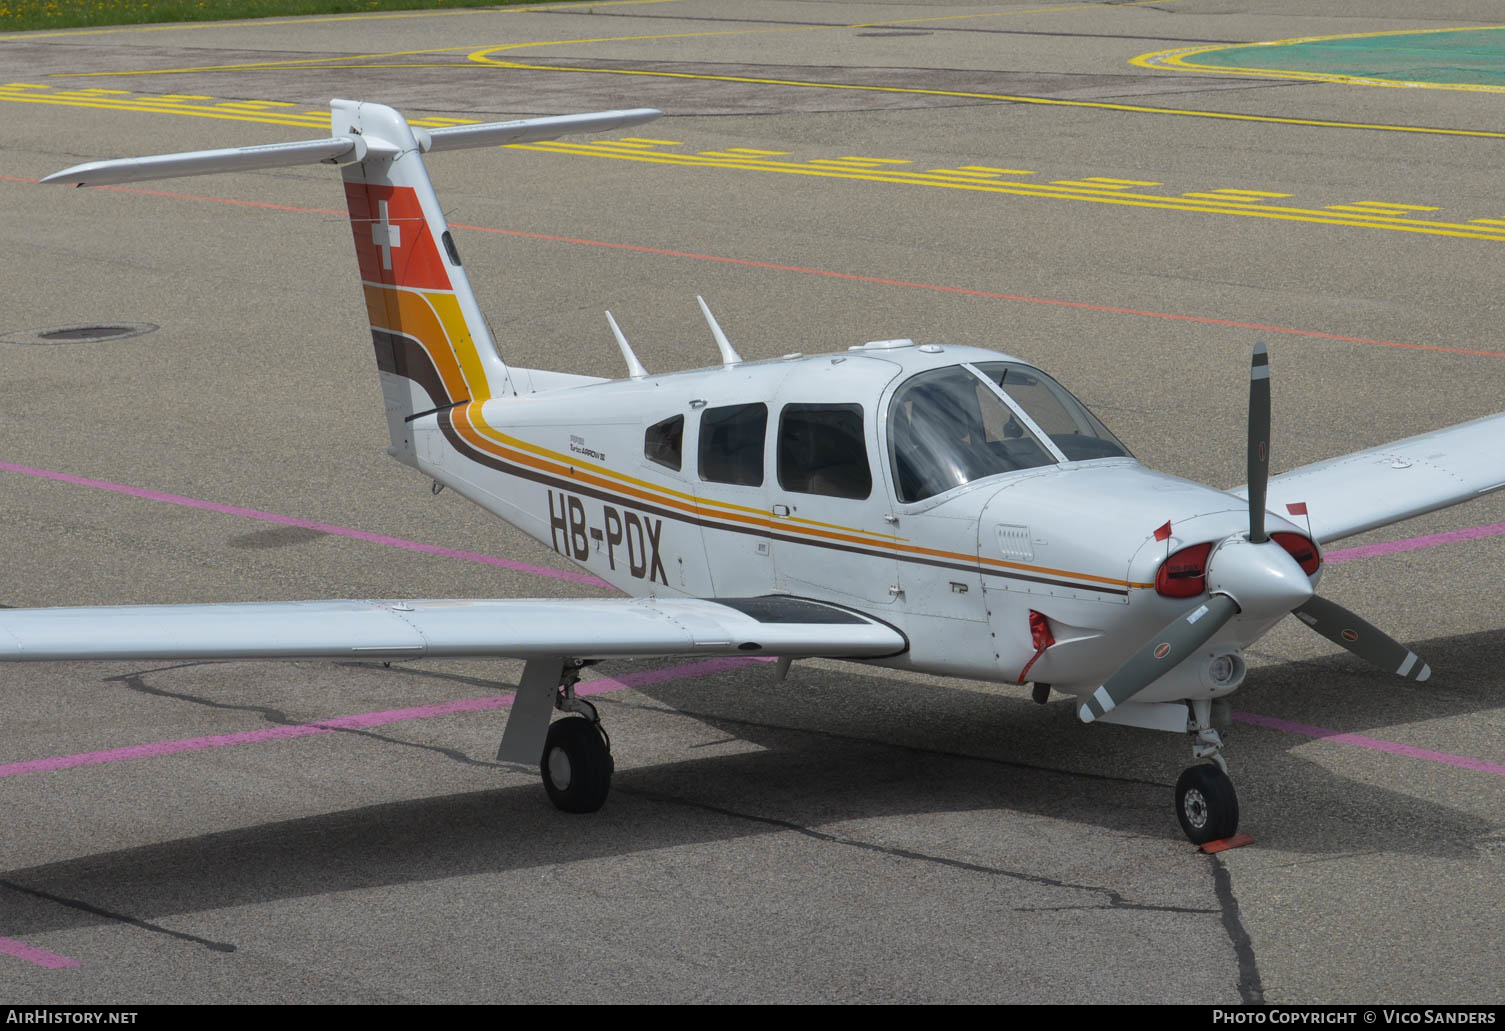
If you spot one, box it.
[778,404,871,500]
[644,415,684,471]
[975,362,1132,462]
[888,367,1055,503]
[698,403,767,486]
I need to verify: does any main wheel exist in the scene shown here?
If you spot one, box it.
[541,717,613,813]
[1175,763,1239,844]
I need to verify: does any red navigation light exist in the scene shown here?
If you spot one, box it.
[1156,542,1213,598]
[1271,532,1322,576]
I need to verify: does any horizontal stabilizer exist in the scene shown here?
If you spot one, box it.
[419,108,661,152]
[42,136,365,186]
[42,103,663,187]
[0,596,905,663]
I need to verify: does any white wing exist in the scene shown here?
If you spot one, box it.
[0,596,904,663]
[1231,412,1505,544]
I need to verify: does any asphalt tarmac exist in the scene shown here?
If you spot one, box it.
[1,0,1502,1005]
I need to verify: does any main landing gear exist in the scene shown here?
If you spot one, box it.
[1176,698,1239,845]
[541,671,613,813]
[496,657,614,813]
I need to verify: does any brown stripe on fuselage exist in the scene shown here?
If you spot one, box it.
[433,406,1130,597]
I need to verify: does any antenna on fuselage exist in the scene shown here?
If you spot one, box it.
[605,311,649,379]
[697,295,743,366]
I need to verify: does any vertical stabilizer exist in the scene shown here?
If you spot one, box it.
[333,100,513,466]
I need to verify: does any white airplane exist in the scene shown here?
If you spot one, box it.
[9,100,1503,844]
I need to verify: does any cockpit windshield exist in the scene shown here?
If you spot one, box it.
[888,366,1056,503]
[887,363,1132,503]
[973,362,1132,463]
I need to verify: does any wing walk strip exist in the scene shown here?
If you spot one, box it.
[381,343,1143,594]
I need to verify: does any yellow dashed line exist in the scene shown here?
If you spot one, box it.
[1208,189,1293,198]
[1181,192,1267,204]
[7,83,1499,244]
[1343,201,1441,212]
[511,139,1505,242]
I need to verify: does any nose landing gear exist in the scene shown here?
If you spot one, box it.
[1177,698,1238,844]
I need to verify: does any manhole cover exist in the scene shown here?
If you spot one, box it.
[0,323,158,345]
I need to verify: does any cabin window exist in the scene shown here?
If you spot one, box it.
[699,403,767,486]
[778,404,871,500]
[974,362,1132,462]
[888,366,1056,503]
[644,415,684,471]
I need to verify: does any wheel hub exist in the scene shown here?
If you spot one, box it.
[1183,788,1209,829]
[547,745,573,790]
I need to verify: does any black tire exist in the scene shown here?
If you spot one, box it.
[1175,764,1239,844]
[541,717,613,814]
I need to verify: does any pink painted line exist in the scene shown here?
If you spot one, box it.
[1233,710,1505,776]
[0,461,608,588]
[0,936,80,969]
[1324,521,1505,563]
[0,656,766,779]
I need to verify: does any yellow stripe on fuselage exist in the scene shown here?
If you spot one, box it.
[446,404,1152,590]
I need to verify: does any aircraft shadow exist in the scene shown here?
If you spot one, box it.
[2,626,1498,939]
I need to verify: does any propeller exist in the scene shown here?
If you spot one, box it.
[1294,595,1431,681]
[1079,595,1239,722]
[1247,341,1270,543]
[1079,343,1432,723]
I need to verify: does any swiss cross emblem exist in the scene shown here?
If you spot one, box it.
[371,199,401,271]
[344,182,450,290]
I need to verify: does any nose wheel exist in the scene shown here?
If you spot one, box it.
[1175,763,1238,844]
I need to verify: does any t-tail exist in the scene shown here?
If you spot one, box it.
[43,100,661,467]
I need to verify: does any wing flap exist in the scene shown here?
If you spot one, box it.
[1231,412,1505,544]
[0,597,905,663]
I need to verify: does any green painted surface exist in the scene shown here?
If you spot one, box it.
[1186,28,1505,85]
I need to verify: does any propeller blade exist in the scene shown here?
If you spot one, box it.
[1293,594,1431,681]
[1079,594,1239,723]
[1247,341,1271,543]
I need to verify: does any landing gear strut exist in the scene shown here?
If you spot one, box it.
[1177,699,1239,844]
